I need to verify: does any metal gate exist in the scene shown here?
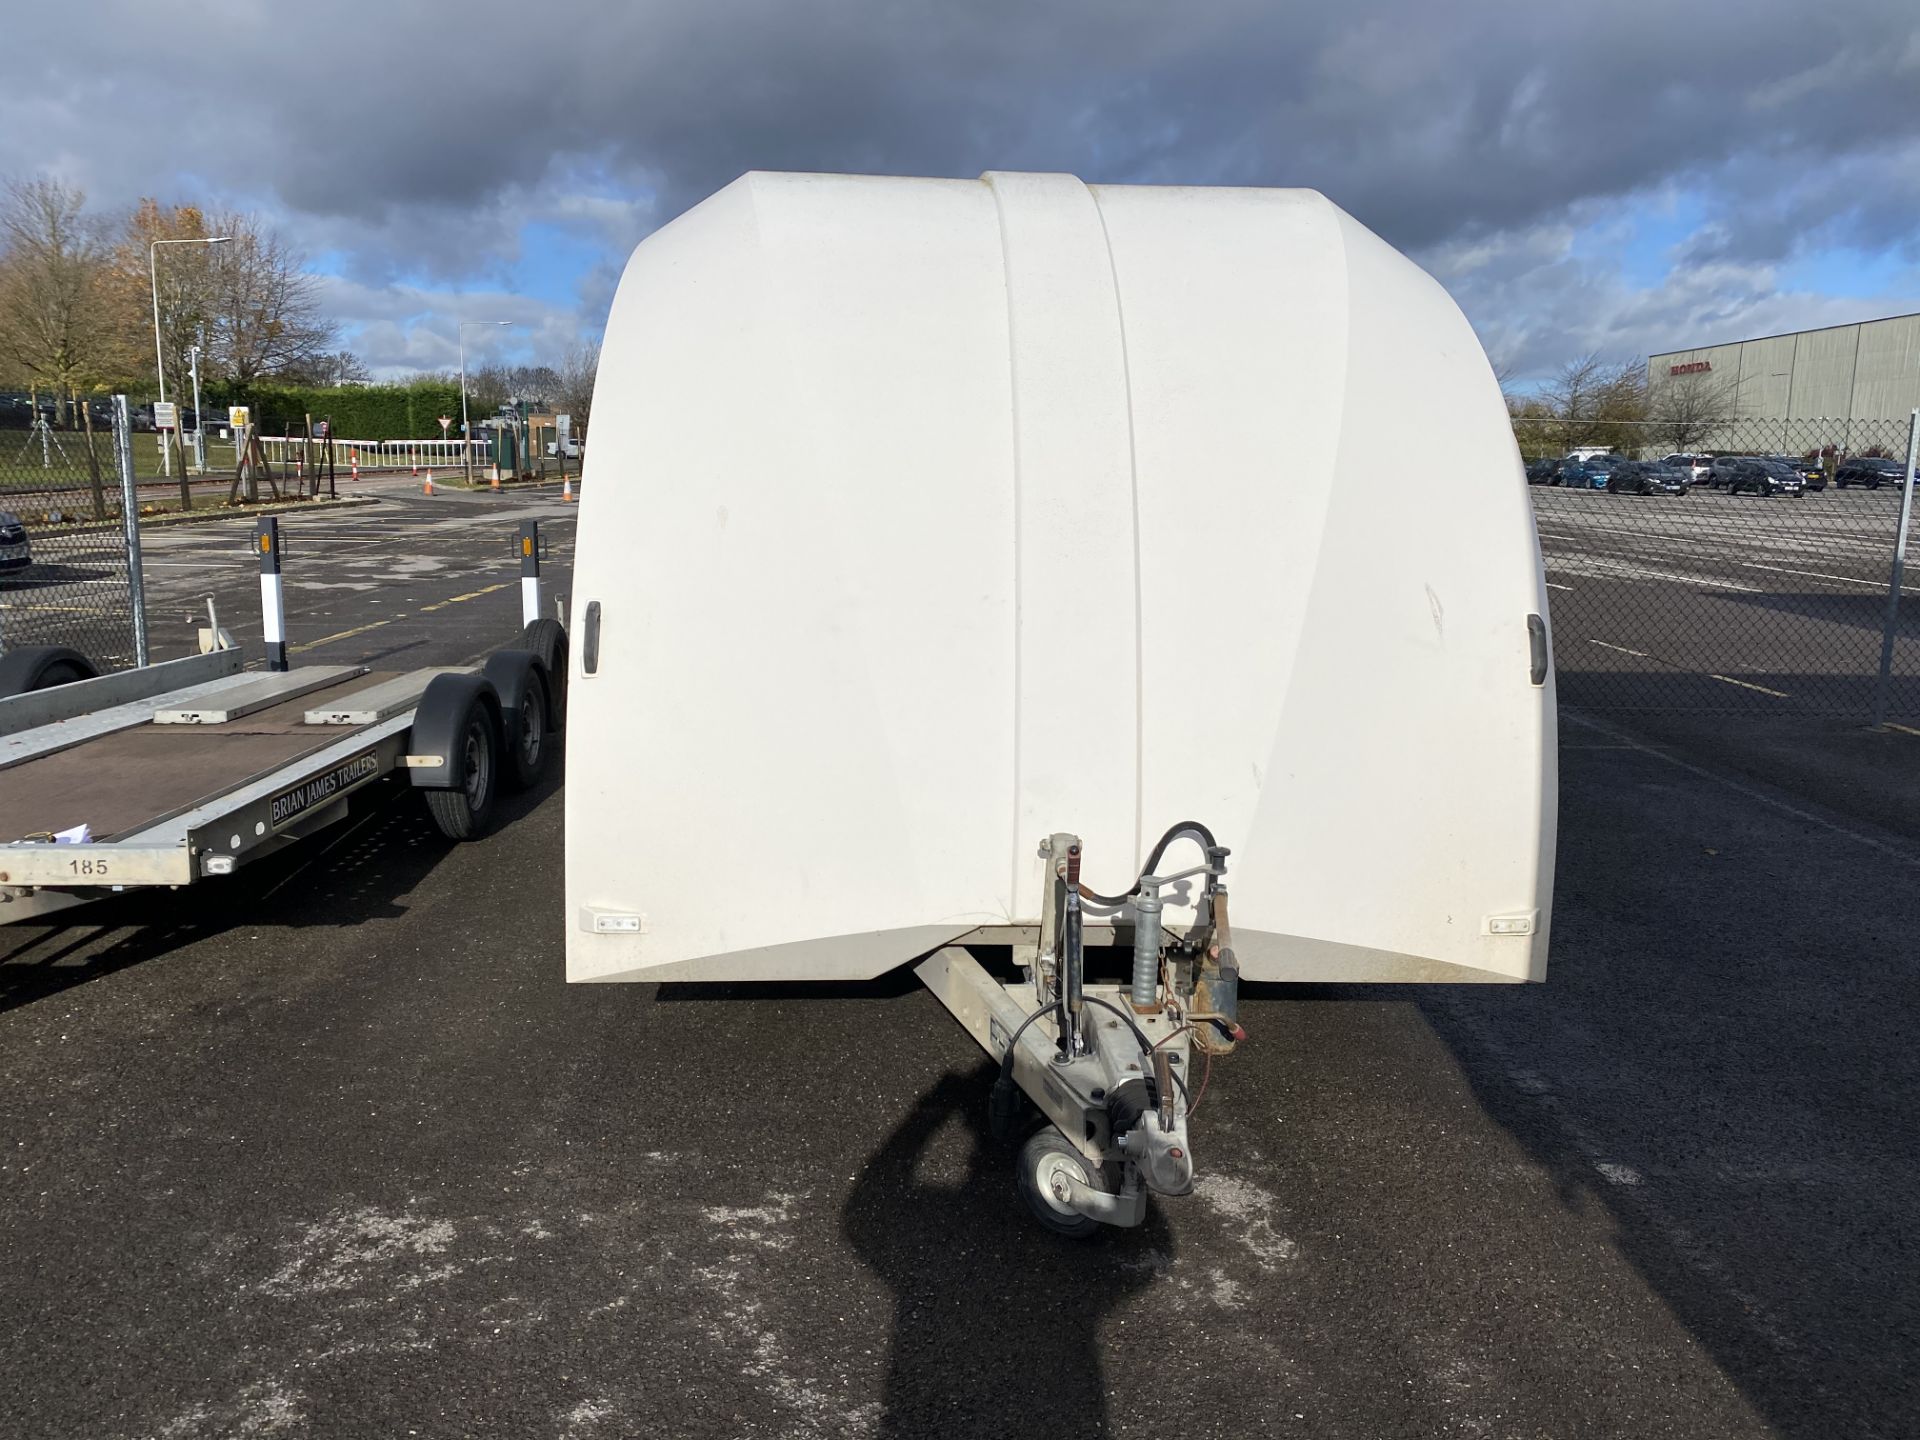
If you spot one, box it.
[0,397,148,673]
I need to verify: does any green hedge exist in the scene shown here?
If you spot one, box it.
[200,381,467,439]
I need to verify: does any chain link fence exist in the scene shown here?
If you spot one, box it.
[0,399,146,673]
[1528,415,1918,722]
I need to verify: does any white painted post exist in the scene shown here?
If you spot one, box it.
[1870,408,1919,728]
[519,520,541,627]
[257,516,288,671]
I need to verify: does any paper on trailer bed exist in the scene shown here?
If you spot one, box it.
[564,171,1556,985]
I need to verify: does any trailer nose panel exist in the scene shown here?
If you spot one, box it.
[564,171,1553,987]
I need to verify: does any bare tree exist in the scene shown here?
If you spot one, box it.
[1645,364,1739,454]
[1537,352,1647,452]
[205,212,335,382]
[116,198,224,407]
[1596,359,1648,419]
[1540,353,1609,444]
[285,349,371,386]
[500,363,560,409]
[466,362,511,417]
[0,177,131,515]
[552,340,598,435]
[117,200,336,392]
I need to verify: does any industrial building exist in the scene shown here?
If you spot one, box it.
[1648,312,1920,452]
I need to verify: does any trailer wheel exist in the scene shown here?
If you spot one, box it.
[1017,1128,1108,1239]
[425,698,499,840]
[509,617,568,726]
[503,671,550,789]
[0,645,99,697]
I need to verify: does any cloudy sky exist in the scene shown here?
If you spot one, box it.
[9,1,1917,387]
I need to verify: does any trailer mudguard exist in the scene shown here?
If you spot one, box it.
[480,649,551,734]
[406,672,501,790]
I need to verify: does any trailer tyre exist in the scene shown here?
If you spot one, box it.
[504,671,550,789]
[1017,1128,1109,1240]
[425,698,499,840]
[0,645,99,697]
[509,618,568,726]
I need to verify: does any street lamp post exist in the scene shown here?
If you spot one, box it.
[149,235,231,478]
[459,320,515,486]
[187,343,205,473]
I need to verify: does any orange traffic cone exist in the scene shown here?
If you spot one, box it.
[561,473,573,502]
[489,468,500,492]
[423,470,434,495]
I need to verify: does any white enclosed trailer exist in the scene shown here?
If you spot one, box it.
[566,171,1555,1232]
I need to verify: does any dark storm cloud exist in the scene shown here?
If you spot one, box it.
[8,0,1916,373]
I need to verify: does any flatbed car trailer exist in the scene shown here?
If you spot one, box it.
[0,620,566,926]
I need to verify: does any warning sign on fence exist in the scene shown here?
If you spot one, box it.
[152,401,177,431]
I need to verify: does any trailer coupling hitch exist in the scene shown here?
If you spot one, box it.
[1116,1109,1194,1197]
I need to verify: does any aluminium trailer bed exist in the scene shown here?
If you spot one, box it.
[1,631,565,926]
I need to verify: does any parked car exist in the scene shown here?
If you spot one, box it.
[0,509,31,575]
[1525,458,1557,485]
[1772,455,1828,491]
[1835,456,1909,490]
[545,438,583,459]
[1723,458,1805,497]
[1660,452,1712,484]
[1705,455,1755,489]
[1607,461,1688,496]
[1553,459,1610,490]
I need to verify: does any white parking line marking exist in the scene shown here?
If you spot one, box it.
[1739,561,1917,592]
[1588,640,1649,657]
[1547,554,1763,593]
[1709,674,1790,698]
[1564,710,1920,867]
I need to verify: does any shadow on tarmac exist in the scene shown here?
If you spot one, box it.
[1716,587,1919,639]
[1405,729,1920,1440]
[843,1063,1171,1440]
[0,767,558,1016]
[1554,663,1920,733]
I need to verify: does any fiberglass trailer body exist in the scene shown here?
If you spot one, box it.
[565,171,1555,1234]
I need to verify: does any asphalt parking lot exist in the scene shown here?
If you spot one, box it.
[1534,480,1920,838]
[1,476,578,674]
[131,481,579,669]
[1535,481,1918,717]
[4,484,1919,1439]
